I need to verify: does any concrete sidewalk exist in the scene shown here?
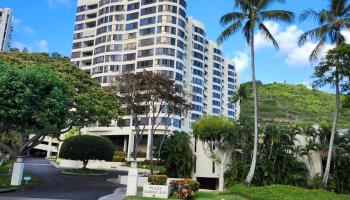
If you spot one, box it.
[99,187,126,200]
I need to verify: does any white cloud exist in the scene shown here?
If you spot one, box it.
[35,40,48,52]
[24,26,35,35]
[226,51,249,72]
[254,21,344,66]
[12,41,27,50]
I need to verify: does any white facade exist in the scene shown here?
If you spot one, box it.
[0,8,13,52]
[70,0,238,186]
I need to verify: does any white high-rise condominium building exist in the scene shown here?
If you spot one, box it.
[0,8,13,52]
[71,0,238,188]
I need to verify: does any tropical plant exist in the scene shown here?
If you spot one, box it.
[148,175,167,185]
[192,116,237,191]
[59,135,115,169]
[225,122,308,187]
[218,0,294,185]
[299,0,350,187]
[155,131,193,178]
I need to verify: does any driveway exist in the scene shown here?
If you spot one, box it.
[0,157,127,200]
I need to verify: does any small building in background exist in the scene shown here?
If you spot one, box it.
[0,8,13,52]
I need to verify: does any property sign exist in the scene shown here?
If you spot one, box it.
[143,185,170,199]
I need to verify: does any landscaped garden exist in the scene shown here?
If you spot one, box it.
[125,184,350,200]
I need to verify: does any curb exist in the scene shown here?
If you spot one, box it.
[61,171,109,176]
[0,188,17,193]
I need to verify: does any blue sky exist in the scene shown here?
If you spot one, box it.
[0,0,339,87]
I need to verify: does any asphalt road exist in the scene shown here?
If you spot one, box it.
[0,157,127,200]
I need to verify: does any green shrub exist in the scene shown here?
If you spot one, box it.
[155,131,193,178]
[148,175,167,185]
[112,151,127,162]
[170,179,200,200]
[59,135,115,169]
[130,151,146,158]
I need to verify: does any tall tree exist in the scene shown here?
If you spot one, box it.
[111,71,190,168]
[298,0,350,187]
[217,0,294,185]
[0,52,123,186]
[192,116,237,191]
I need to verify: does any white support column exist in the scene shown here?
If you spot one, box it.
[46,137,52,159]
[123,136,128,152]
[11,157,24,186]
[127,134,134,161]
[146,130,152,160]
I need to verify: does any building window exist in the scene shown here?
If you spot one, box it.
[124,43,137,51]
[123,53,136,61]
[127,2,140,11]
[142,0,156,5]
[125,22,138,31]
[139,27,155,36]
[140,16,156,26]
[138,49,154,57]
[156,48,175,56]
[156,37,176,45]
[126,12,139,21]
[156,59,175,68]
[139,38,155,47]
[137,60,153,69]
[141,6,157,15]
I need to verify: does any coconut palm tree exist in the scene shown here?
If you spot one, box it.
[217,0,294,185]
[298,0,350,187]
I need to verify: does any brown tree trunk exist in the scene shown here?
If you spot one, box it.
[82,160,88,169]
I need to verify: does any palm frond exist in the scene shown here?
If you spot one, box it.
[341,2,350,16]
[310,39,326,63]
[234,0,252,11]
[242,20,251,44]
[220,12,247,26]
[299,9,322,23]
[258,22,279,49]
[261,10,294,23]
[217,20,244,44]
[332,0,347,16]
[298,25,330,47]
[257,0,285,10]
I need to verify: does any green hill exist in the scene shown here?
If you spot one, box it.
[240,82,350,128]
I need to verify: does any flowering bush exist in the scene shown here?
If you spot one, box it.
[148,174,168,185]
[112,151,127,162]
[170,178,200,200]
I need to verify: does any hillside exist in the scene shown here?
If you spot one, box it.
[240,83,350,128]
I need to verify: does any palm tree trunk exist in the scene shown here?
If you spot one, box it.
[322,70,340,188]
[323,34,341,188]
[245,29,258,186]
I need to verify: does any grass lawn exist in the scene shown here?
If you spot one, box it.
[0,160,38,189]
[124,184,350,200]
[125,191,246,200]
[63,168,107,175]
[226,184,350,200]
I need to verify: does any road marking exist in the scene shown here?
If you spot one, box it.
[24,164,52,166]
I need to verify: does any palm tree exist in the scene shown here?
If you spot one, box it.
[217,0,294,185]
[298,0,350,187]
